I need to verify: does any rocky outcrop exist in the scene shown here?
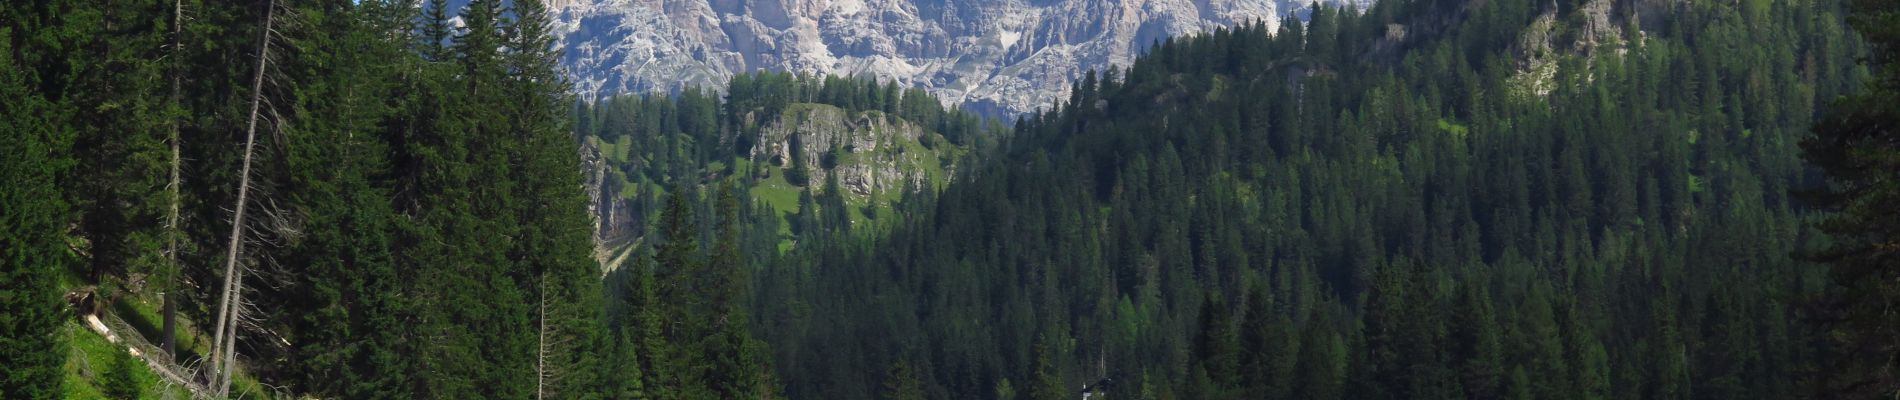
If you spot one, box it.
[578,102,958,250]
[1508,0,1629,98]
[579,140,638,243]
[750,104,955,200]
[551,0,1370,115]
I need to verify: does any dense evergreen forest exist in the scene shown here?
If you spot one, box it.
[4,0,1900,399]
[1802,0,1900,397]
[0,0,655,398]
[742,0,1877,398]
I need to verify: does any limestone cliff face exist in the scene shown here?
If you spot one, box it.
[551,0,1369,115]
[1506,0,1631,98]
[749,104,954,199]
[579,140,639,244]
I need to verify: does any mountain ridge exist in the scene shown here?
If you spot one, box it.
[549,0,1370,115]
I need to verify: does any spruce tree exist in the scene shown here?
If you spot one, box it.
[1029,335,1068,400]
[407,0,536,395]
[605,326,650,400]
[1452,283,1504,400]
[656,186,703,322]
[102,349,142,400]
[1193,294,1240,389]
[881,360,926,400]
[0,24,71,399]
[501,1,604,397]
[705,186,777,398]
[1805,0,1900,397]
[279,2,409,398]
[630,256,677,400]
[65,0,170,294]
[1239,281,1294,399]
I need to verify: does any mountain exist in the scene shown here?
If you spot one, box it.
[8,0,1895,398]
[548,0,1369,115]
[744,0,1872,398]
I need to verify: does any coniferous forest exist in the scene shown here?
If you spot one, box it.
[4,0,612,398]
[3,0,1900,400]
[754,0,1876,398]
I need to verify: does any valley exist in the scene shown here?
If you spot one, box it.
[2,0,1896,399]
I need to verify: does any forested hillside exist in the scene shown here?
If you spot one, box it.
[748,0,1872,398]
[574,73,1005,399]
[3,0,1894,399]
[573,73,1002,251]
[1,0,617,398]
[1801,0,1900,397]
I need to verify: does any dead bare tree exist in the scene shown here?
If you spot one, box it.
[534,267,577,400]
[161,0,185,359]
[207,1,276,397]
[537,273,551,400]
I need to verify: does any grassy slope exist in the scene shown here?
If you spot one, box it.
[62,322,181,399]
[58,263,271,398]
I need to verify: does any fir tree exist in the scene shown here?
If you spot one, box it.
[1029,335,1068,400]
[0,24,72,399]
[1805,0,1900,397]
[881,360,926,400]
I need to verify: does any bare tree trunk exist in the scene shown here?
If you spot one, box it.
[216,264,242,398]
[161,0,183,360]
[536,273,551,400]
[209,1,273,396]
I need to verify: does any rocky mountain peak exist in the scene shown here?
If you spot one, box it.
[551,0,1369,115]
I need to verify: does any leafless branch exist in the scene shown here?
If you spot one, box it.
[209,1,277,397]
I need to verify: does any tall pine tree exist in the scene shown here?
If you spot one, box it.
[1806,0,1900,397]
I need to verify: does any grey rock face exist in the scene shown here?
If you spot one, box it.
[551,0,1368,115]
[749,104,950,199]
